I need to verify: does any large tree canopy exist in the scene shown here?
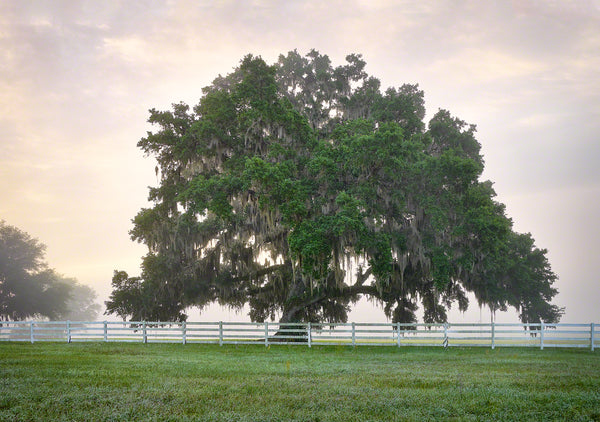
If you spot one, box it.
[0,221,100,321]
[107,50,563,326]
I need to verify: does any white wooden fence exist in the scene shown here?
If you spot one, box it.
[0,321,597,350]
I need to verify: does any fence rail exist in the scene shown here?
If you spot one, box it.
[0,321,598,350]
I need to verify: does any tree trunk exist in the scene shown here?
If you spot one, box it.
[272,276,319,341]
[273,307,306,342]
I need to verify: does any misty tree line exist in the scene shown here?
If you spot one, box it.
[0,220,100,321]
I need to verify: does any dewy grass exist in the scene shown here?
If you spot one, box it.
[1,343,599,421]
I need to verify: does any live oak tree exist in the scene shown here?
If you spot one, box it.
[106,50,563,326]
[0,221,100,321]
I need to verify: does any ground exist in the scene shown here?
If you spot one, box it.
[1,343,599,421]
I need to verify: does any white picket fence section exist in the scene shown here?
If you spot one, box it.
[0,321,597,350]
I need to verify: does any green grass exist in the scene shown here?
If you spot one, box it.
[1,343,599,421]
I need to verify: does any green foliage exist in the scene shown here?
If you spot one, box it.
[108,50,562,326]
[0,221,100,321]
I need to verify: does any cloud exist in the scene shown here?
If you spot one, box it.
[426,48,545,84]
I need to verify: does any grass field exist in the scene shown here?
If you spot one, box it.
[1,343,599,421]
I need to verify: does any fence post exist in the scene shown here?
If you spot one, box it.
[182,321,187,345]
[443,323,449,348]
[591,323,595,352]
[104,321,108,342]
[307,322,311,348]
[491,321,495,350]
[265,322,269,347]
[352,322,356,347]
[397,322,401,347]
[219,321,223,346]
[66,321,71,343]
[30,321,34,344]
[142,322,147,344]
[540,321,545,350]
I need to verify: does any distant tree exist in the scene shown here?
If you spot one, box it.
[107,50,563,326]
[59,277,102,321]
[0,221,100,321]
[105,269,187,322]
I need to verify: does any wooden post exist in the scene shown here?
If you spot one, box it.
[396,322,401,348]
[540,321,545,350]
[219,321,223,346]
[591,323,595,352]
[352,322,356,347]
[182,321,187,345]
[265,322,269,347]
[491,321,495,350]
[30,321,34,344]
[104,321,108,342]
[443,323,449,348]
[67,321,71,343]
[307,322,311,348]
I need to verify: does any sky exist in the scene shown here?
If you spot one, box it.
[1,0,599,323]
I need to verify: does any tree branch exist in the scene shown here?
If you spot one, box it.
[354,267,372,287]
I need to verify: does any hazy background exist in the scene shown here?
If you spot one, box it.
[1,0,598,322]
